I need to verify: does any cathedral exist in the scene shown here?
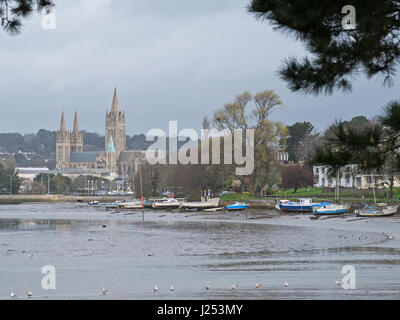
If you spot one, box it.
[56,89,144,178]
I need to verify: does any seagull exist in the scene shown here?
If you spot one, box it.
[231,285,238,290]
[154,285,159,292]
[10,292,17,299]
[205,285,210,290]
[170,286,175,292]
[388,235,394,240]
[102,288,108,295]
[256,283,261,289]
[27,291,32,298]
[284,282,289,287]
[27,254,33,259]
[335,281,344,286]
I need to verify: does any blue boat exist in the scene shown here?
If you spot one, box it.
[225,202,250,211]
[277,198,331,213]
[314,204,348,215]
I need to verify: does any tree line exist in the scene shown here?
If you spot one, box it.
[0,130,157,155]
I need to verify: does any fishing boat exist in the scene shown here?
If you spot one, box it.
[181,198,220,210]
[277,198,331,213]
[88,200,99,206]
[355,204,397,217]
[152,198,181,209]
[314,204,348,215]
[225,202,250,211]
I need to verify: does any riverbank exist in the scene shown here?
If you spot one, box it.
[1,202,399,300]
[0,195,131,204]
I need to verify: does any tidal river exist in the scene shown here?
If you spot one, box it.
[0,202,399,299]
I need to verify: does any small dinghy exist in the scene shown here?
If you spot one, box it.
[89,200,99,206]
[225,202,250,211]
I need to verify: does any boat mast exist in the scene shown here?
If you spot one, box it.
[372,173,376,204]
[138,161,144,227]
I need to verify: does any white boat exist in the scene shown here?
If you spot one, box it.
[314,204,348,215]
[89,200,99,206]
[181,198,220,210]
[152,198,181,209]
[355,205,397,217]
[118,201,143,209]
[203,207,224,212]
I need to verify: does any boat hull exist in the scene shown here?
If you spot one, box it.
[279,206,313,213]
[314,209,347,215]
[181,198,220,210]
[225,205,249,211]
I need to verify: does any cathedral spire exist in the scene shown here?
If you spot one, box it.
[60,111,66,132]
[73,111,79,132]
[111,87,120,114]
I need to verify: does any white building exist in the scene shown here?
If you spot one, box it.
[16,167,50,182]
[313,165,400,189]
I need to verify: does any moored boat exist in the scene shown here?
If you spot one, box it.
[89,200,99,206]
[314,204,348,215]
[355,205,397,217]
[181,198,220,210]
[118,201,143,209]
[277,198,331,213]
[225,202,250,211]
[105,203,119,209]
[152,198,181,209]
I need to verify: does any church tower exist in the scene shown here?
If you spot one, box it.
[105,88,126,158]
[70,111,84,152]
[56,111,71,169]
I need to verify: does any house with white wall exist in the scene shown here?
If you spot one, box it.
[313,164,400,189]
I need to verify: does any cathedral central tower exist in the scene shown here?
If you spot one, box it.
[105,88,126,159]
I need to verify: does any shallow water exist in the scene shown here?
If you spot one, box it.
[0,203,399,299]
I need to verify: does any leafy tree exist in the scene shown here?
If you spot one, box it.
[213,90,288,194]
[287,122,314,162]
[0,162,22,194]
[281,163,314,192]
[50,174,71,194]
[0,0,54,35]
[248,1,400,95]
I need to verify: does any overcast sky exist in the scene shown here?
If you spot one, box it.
[0,0,399,136]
